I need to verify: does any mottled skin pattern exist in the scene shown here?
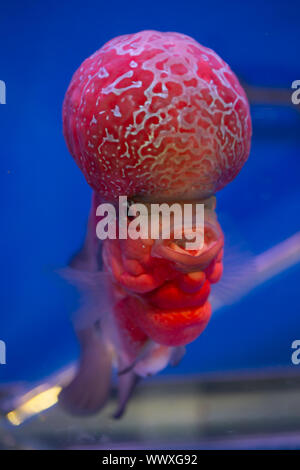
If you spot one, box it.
[61,31,251,415]
[63,30,251,202]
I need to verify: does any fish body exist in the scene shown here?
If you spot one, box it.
[61,31,251,416]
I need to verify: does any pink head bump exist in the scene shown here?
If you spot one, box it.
[63,30,251,202]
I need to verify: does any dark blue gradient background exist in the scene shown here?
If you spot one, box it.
[0,0,299,383]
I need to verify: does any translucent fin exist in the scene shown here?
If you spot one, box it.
[170,346,186,367]
[59,326,113,416]
[133,344,177,377]
[199,209,252,309]
[68,192,101,272]
[59,193,114,415]
[118,339,154,376]
[59,192,111,330]
[113,371,140,419]
[60,268,111,330]
[210,230,300,312]
[210,229,257,311]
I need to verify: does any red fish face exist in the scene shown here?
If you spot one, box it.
[102,198,224,348]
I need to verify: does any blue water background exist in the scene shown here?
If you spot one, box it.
[0,0,299,382]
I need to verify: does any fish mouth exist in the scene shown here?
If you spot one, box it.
[151,216,224,273]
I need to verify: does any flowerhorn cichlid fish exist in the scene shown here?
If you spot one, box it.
[61,30,252,418]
